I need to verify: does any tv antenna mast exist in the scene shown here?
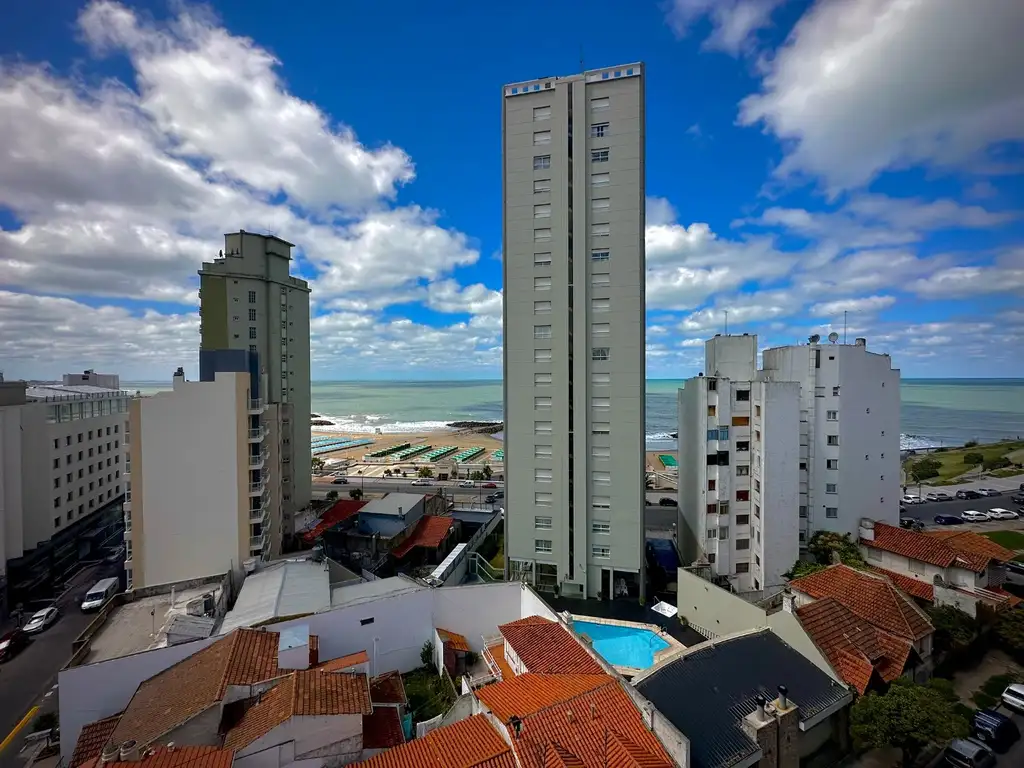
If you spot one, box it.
[723,310,729,335]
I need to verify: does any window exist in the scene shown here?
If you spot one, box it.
[535,492,552,506]
[732,416,750,427]
[737,514,750,525]
[535,468,553,482]
[534,421,552,435]
[591,397,611,410]
[593,497,611,510]
[736,538,750,551]
[54,497,61,509]
[707,503,718,515]
[533,155,551,170]
[590,122,608,137]
[827,435,839,446]
[535,540,553,554]
[719,501,730,515]
[533,130,551,146]
[592,298,611,312]
[591,172,610,187]
[708,479,716,491]
[755,504,761,518]
[534,300,552,314]
[832,386,840,396]
[719,426,729,439]
[534,179,551,193]
[719,527,730,540]
[736,440,749,452]
[754,479,761,492]
[736,490,750,502]
[826,483,838,494]
[592,423,610,435]
[592,545,611,559]
[534,372,552,385]
[534,324,552,339]
[534,252,552,266]
[534,276,552,290]
[707,528,717,540]
[591,249,609,262]
[249,344,257,353]
[533,105,551,121]
[755,405,761,417]
[736,390,750,402]
[591,149,609,163]
[248,290,257,303]
[707,428,719,440]
[708,553,716,564]
[249,327,257,339]
[736,563,750,574]
[736,465,750,476]
[535,516,553,529]
[827,459,839,470]
[592,445,610,458]
[534,228,552,242]
[592,347,610,361]
[53,438,59,450]
[591,97,609,112]
[592,521,611,535]
[53,458,59,470]
[591,273,611,288]
[592,197,610,211]
[591,322,610,336]
[535,444,553,459]
[534,396,552,409]
[592,372,610,385]
[534,203,551,219]
[591,223,610,238]
[534,349,552,363]
[826,507,839,519]
[799,506,808,518]
[708,405,717,417]
[826,410,838,421]
[248,308,257,321]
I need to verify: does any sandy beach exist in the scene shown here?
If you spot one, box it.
[311,429,504,477]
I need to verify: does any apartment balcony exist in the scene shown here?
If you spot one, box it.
[123,526,132,542]
[249,449,268,469]
[249,532,266,553]
[249,476,268,496]
[248,399,267,414]
[248,425,268,442]
[250,502,270,524]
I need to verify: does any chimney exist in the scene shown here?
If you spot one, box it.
[777,685,789,710]
[755,694,768,722]
[566,710,574,723]
[509,716,523,739]
[119,741,140,762]
[100,744,120,764]
[172,367,185,390]
[782,589,795,614]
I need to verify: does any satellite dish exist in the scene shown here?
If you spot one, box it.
[828,332,839,344]
[808,334,820,344]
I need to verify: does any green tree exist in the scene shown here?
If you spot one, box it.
[983,456,1011,472]
[311,457,326,472]
[927,605,977,652]
[787,561,827,579]
[964,452,984,465]
[470,470,484,481]
[418,466,434,478]
[850,678,969,767]
[420,640,435,668]
[482,464,493,480]
[995,608,1024,656]
[349,488,363,500]
[910,457,941,480]
[807,531,865,568]
[325,490,338,502]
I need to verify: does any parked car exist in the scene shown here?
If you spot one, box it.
[1011,493,1024,505]
[1005,561,1024,587]
[331,477,349,484]
[485,494,499,504]
[493,490,505,499]
[961,510,991,522]
[1001,683,1024,713]
[934,514,966,525]
[104,545,125,564]
[987,508,1019,521]
[458,480,475,488]
[81,577,119,612]
[978,488,1002,497]
[0,629,30,661]
[957,489,983,500]
[926,492,953,502]
[410,478,433,486]
[942,738,996,768]
[658,497,678,507]
[972,709,1020,753]
[481,482,497,489]
[901,494,924,505]
[900,516,924,531]
[24,605,60,634]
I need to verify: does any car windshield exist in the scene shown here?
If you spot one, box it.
[30,610,48,620]
[85,590,105,601]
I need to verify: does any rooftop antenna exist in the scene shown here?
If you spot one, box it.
[844,311,848,344]
[579,44,585,73]
[723,310,729,335]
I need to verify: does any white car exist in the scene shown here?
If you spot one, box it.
[458,480,475,488]
[925,492,953,502]
[901,494,924,505]
[988,508,1020,520]
[410,479,433,486]
[961,510,991,522]
[24,605,61,634]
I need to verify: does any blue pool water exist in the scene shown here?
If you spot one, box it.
[572,620,670,669]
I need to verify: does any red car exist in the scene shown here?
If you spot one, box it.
[0,628,30,661]
[481,482,497,489]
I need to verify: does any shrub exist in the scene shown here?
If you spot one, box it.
[348,488,363,500]
[420,640,435,668]
[964,440,978,448]
[325,490,338,501]
[983,456,1011,472]
[963,452,984,465]
[417,466,434,478]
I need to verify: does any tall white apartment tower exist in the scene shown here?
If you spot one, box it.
[502,64,646,600]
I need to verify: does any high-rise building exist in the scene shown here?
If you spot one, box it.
[677,334,900,592]
[199,232,312,534]
[124,368,272,590]
[502,64,646,600]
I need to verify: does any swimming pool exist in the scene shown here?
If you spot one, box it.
[573,620,670,669]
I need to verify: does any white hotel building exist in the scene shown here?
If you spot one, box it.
[502,63,646,599]
[678,334,900,592]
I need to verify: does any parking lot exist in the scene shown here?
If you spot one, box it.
[899,484,1024,529]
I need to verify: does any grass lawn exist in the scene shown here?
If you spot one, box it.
[403,668,457,722]
[981,530,1024,551]
[904,440,1024,484]
[971,672,1019,711]
[490,534,505,570]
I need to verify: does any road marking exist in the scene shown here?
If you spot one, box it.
[0,705,39,753]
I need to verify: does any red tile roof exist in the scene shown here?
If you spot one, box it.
[318,649,370,672]
[355,714,513,768]
[82,747,234,768]
[498,617,604,675]
[362,706,406,750]
[789,564,933,640]
[224,670,372,751]
[865,523,991,572]
[437,628,471,652]
[924,529,1016,563]
[795,598,913,695]
[475,674,612,722]
[303,499,367,542]
[392,515,455,558]
[370,671,408,706]
[486,641,516,681]
[867,566,936,601]
[70,714,121,768]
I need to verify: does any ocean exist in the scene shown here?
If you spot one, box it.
[122,378,1024,451]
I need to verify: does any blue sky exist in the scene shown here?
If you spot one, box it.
[1,0,1022,381]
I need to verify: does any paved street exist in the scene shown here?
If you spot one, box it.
[897,493,1024,526]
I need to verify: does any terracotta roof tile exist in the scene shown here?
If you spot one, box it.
[486,641,516,680]
[544,744,586,768]
[69,714,121,768]
[392,516,455,558]
[370,671,407,705]
[224,670,371,751]
[866,566,935,601]
[790,564,933,640]
[318,650,369,672]
[795,598,913,695]
[475,674,612,722]
[83,747,234,768]
[865,523,991,572]
[354,714,512,768]
[303,499,367,542]
[362,706,405,750]
[498,617,603,674]
[437,628,472,652]
[924,529,1016,563]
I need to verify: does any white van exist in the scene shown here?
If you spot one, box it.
[81,577,119,612]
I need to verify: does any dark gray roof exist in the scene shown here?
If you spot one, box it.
[635,629,851,768]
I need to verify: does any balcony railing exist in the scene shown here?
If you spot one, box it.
[248,426,268,441]
[249,449,268,468]
[248,399,266,414]
[249,477,268,495]
[249,533,265,550]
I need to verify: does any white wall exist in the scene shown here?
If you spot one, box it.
[759,381,800,588]
[433,582,526,651]
[520,583,559,623]
[136,374,245,587]
[0,406,24,567]
[705,335,757,381]
[235,714,362,766]
[676,380,706,566]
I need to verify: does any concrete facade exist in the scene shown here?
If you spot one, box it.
[199,232,312,534]
[126,371,269,589]
[502,63,646,599]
